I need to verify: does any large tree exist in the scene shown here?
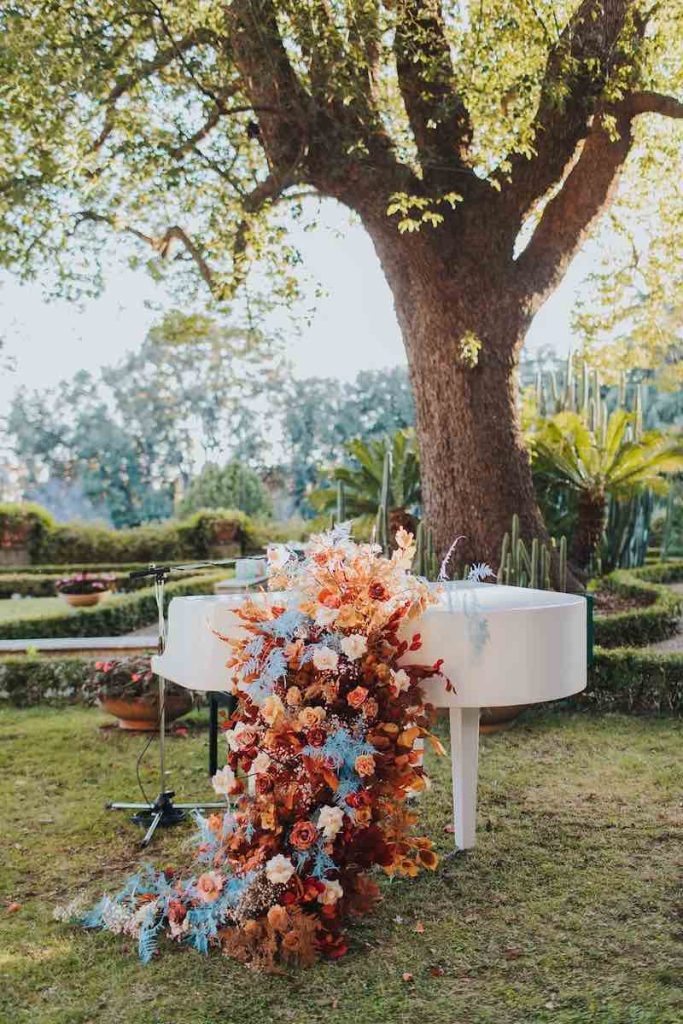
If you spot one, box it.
[1,1,681,561]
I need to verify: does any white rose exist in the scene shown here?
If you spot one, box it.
[265,854,296,886]
[211,765,236,797]
[315,606,339,627]
[317,804,344,840]
[340,634,367,661]
[224,721,250,751]
[391,669,411,693]
[312,646,339,673]
[318,879,343,905]
[251,750,271,774]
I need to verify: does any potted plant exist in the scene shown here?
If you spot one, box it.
[55,572,114,607]
[90,656,193,731]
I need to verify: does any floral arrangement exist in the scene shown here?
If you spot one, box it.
[80,527,447,969]
[55,571,114,595]
[88,656,187,704]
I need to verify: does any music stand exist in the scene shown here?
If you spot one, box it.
[106,561,229,847]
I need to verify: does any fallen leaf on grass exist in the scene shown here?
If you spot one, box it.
[444,824,455,834]
[504,947,524,960]
[402,972,414,983]
[415,921,425,934]
[6,902,22,914]
[429,965,445,977]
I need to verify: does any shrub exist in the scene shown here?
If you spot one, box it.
[0,502,55,561]
[581,646,683,715]
[0,655,101,706]
[593,570,681,648]
[0,573,223,640]
[630,560,683,584]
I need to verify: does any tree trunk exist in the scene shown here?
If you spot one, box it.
[571,491,606,573]
[361,214,547,570]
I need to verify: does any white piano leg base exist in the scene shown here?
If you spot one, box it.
[449,707,480,851]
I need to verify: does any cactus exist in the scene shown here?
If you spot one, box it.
[497,514,567,592]
[335,480,346,524]
[375,449,392,557]
[413,520,439,580]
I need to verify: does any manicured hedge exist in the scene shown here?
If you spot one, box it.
[593,570,682,648]
[4,645,681,715]
[0,504,257,565]
[580,646,683,716]
[0,573,224,640]
[0,572,149,599]
[630,560,683,585]
[0,655,109,706]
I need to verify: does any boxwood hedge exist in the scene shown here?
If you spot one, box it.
[593,569,682,648]
[0,573,224,641]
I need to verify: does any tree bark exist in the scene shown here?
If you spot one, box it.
[359,209,545,569]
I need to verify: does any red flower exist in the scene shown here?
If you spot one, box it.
[306,727,326,747]
[368,580,390,602]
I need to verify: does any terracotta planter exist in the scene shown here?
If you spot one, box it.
[60,592,105,608]
[479,705,528,734]
[100,693,193,731]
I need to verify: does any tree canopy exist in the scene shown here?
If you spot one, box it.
[1,1,681,310]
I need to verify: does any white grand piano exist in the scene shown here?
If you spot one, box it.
[153,582,586,850]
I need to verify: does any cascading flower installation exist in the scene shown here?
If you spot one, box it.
[81,526,447,969]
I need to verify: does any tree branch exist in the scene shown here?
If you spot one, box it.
[92,27,222,152]
[499,0,636,221]
[393,0,473,185]
[225,0,312,177]
[74,212,219,295]
[515,91,683,312]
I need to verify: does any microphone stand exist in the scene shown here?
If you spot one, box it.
[106,561,230,847]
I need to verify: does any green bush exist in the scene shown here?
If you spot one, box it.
[0,655,102,706]
[593,570,681,648]
[0,502,55,560]
[0,572,153,598]
[630,560,683,584]
[0,573,223,640]
[0,507,256,565]
[581,646,683,715]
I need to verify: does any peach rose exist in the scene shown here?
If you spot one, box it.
[196,871,223,903]
[355,754,376,777]
[318,589,342,609]
[261,694,285,725]
[363,697,379,719]
[347,685,369,709]
[298,706,326,729]
[285,686,302,706]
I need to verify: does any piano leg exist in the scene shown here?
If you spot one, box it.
[448,707,480,850]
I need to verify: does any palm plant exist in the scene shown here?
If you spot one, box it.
[530,410,683,572]
[309,429,421,536]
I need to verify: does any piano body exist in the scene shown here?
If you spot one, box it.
[153,582,586,850]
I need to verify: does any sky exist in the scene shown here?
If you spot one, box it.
[0,200,591,411]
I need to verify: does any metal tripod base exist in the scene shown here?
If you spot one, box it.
[107,791,226,848]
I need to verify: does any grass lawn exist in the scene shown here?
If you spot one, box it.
[0,595,125,623]
[1,706,680,1024]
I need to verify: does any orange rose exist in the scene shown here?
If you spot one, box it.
[318,589,341,609]
[290,819,318,850]
[266,904,290,932]
[368,580,389,601]
[282,929,301,952]
[347,686,368,709]
[355,754,376,777]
